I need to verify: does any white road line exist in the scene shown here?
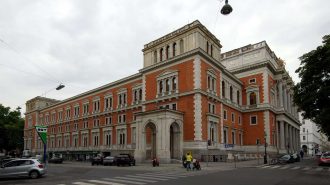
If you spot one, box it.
[291,166,300,170]
[103,178,146,185]
[138,172,188,177]
[115,176,157,183]
[126,175,169,181]
[73,182,95,185]
[88,180,125,185]
[302,167,311,170]
[270,165,280,169]
[133,174,178,179]
[279,166,290,169]
[315,167,323,171]
[261,166,271,169]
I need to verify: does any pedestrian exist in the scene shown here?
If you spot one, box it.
[300,150,304,160]
[185,152,192,171]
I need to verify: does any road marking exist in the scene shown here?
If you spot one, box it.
[261,166,271,169]
[103,178,146,185]
[133,174,178,179]
[302,167,311,170]
[115,176,157,183]
[88,180,125,185]
[73,182,95,185]
[138,172,188,177]
[315,167,323,171]
[126,175,169,181]
[291,166,300,170]
[279,166,290,169]
[270,165,280,169]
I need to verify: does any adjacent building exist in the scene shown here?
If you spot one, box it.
[24,20,300,162]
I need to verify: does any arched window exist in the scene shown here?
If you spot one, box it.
[230,86,233,101]
[206,41,209,53]
[153,50,157,63]
[172,43,176,57]
[172,77,177,90]
[180,39,184,54]
[166,45,170,59]
[222,81,226,98]
[237,90,240,104]
[249,92,257,105]
[160,48,163,62]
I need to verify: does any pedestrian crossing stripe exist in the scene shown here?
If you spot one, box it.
[73,182,94,185]
[103,178,146,185]
[115,176,157,183]
[270,165,280,169]
[133,174,178,179]
[291,166,300,170]
[88,180,125,185]
[279,166,290,169]
[261,166,271,168]
[125,174,169,181]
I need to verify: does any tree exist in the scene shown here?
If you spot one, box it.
[0,104,25,154]
[294,35,330,137]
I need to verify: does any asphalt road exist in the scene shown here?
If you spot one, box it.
[0,158,329,185]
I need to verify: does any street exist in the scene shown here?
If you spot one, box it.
[0,158,329,185]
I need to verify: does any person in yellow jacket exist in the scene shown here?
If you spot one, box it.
[185,152,193,171]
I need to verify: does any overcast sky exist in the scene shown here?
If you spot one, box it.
[0,0,329,114]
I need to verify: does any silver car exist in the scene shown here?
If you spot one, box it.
[0,159,46,179]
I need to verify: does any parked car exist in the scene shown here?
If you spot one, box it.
[0,159,46,179]
[318,152,330,166]
[115,154,135,166]
[103,156,115,166]
[278,154,295,164]
[291,153,300,162]
[91,156,103,166]
[48,157,63,164]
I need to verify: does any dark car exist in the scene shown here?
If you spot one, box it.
[48,157,63,164]
[278,154,295,164]
[115,154,135,166]
[91,156,103,166]
[318,152,330,166]
[103,156,115,166]
[291,153,300,162]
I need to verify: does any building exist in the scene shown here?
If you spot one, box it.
[24,20,300,163]
[299,114,330,155]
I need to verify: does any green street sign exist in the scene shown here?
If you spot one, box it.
[35,126,47,145]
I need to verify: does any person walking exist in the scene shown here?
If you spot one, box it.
[300,150,304,160]
[185,152,193,171]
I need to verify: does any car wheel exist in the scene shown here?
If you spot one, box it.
[30,171,39,179]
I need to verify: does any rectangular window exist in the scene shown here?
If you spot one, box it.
[224,129,227,144]
[105,117,112,125]
[58,111,63,121]
[83,121,88,129]
[303,128,305,132]
[105,96,113,110]
[223,110,227,120]
[172,103,177,110]
[250,116,257,125]
[238,116,241,125]
[93,119,100,127]
[66,109,71,120]
[83,103,89,115]
[74,106,80,117]
[231,113,235,122]
[303,136,306,140]
[249,78,256,84]
[232,132,235,144]
[93,100,100,112]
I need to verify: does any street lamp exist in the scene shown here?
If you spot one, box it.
[264,132,268,164]
[220,0,233,15]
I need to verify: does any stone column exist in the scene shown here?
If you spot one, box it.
[276,121,280,149]
[283,87,287,110]
[285,123,289,152]
[280,121,285,149]
[279,82,283,107]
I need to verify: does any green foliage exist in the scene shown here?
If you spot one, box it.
[294,35,330,137]
[0,104,25,153]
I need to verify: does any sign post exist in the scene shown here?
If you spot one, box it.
[35,126,47,164]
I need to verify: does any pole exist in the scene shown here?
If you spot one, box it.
[43,143,47,166]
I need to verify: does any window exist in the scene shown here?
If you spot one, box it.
[166,45,170,59]
[238,116,241,125]
[83,121,89,129]
[51,113,56,123]
[223,110,227,120]
[237,90,240,104]
[66,108,71,120]
[160,48,163,61]
[118,92,127,108]
[231,113,235,122]
[210,45,213,57]
[83,103,89,115]
[93,100,100,113]
[232,131,235,144]
[118,114,126,124]
[157,73,178,96]
[172,77,177,90]
[93,134,99,146]
[206,41,209,53]
[249,78,256,84]
[154,50,157,63]
[58,111,63,121]
[93,119,100,127]
[105,116,112,125]
[208,103,215,114]
[104,131,112,146]
[250,116,257,125]
[132,127,136,146]
[74,106,80,117]
[249,92,257,105]
[104,96,113,110]
[222,81,226,98]
[172,43,176,57]
[230,86,233,101]
[224,129,227,144]
[207,73,216,92]
[172,103,177,110]
[303,136,306,140]
[303,128,305,132]
[239,133,242,145]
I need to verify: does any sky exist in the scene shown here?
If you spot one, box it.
[0,0,329,115]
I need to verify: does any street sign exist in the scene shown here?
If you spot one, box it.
[35,126,47,145]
